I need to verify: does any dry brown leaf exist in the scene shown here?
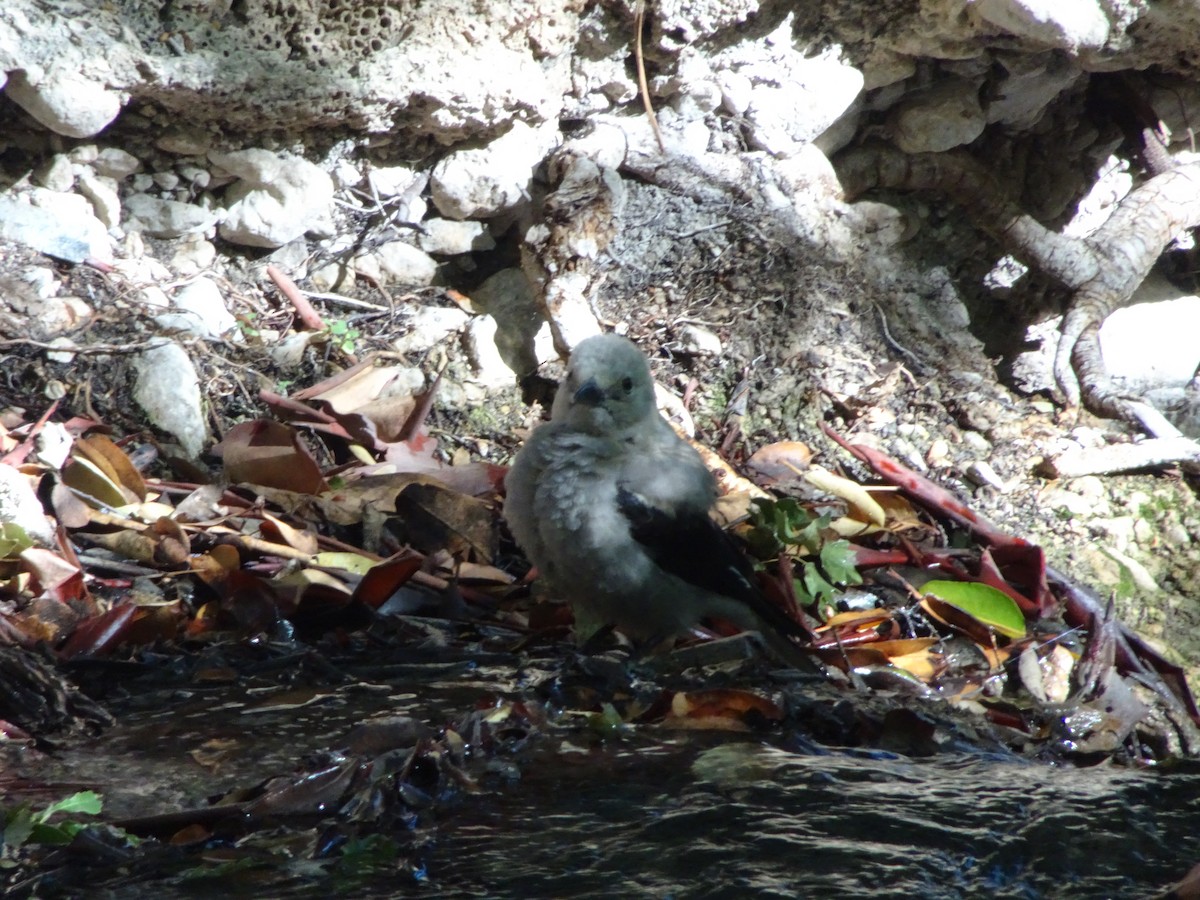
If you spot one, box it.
[744,440,814,484]
[259,511,320,555]
[394,481,497,562]
[213,420,328,494]
[72,433,147,502]
[62,455,132,508]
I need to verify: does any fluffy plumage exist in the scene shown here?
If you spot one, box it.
[504,333,810,663]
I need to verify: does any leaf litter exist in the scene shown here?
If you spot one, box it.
[1,366,1198,894]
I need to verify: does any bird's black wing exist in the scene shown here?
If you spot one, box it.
[616,486,809,641]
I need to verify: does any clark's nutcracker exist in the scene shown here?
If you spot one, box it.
[504,333,811,665]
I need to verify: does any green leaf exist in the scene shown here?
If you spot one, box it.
[37,791,102,821]
[588,702,627,737]
[922,580,1026,639]
[0,522,35,560]
[3,807,35,851]
[800,562,836,605]
[819,540,863,587]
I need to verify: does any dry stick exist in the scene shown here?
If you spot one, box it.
[634,1,665,153]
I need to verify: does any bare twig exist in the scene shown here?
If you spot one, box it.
[634,1,665,153]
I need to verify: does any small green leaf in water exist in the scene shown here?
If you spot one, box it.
[587,702,627,738]
[37,791,103,820]
[922,580,1026,639]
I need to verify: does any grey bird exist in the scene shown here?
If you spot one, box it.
[503,333,812,665]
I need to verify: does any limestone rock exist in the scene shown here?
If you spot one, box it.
[133,341,208,458]
[158,277,238,341]
[416,218,496,255]
[430,121,559,220]
[890,78,987,153]
[124,194,219,239]
[4,67,123,138]
[353,241,438,286]
[973,0,1110,51]
[210,148,334,248]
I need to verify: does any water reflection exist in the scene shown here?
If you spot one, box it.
[426,742,1200,899]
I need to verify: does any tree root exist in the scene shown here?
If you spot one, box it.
[835,143,1200,440]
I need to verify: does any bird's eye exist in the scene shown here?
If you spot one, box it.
[621,377,634,393]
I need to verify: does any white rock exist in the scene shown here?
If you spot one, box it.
[861,49,918,91]
[91,147,142,179]
[890,78,986,153]
[974,0,1110,51]
[463,315,517,388]
[110,254,172,308]
[34,155,75,192]
[45,335,83,363]
[76,171,122,230]
[471,267,546,377]
[67,145,99,165]
[124,193,219,238]
[353,240,438,286]
[392,305,470,354]
[133,340,208,458]
[430,120,558,220]
[717,70,754,116]
[177,166,211,190]
[985,53,1082,127]
[367,163,424,198]
[744,52,864,155]
[270,331,320,370]
[329,158,362,191]
[1100,274,1200,389]
[0,189,113,263]
[18,266,59,300]
[169,236,217,276]
[153,171,181,191]
[211,148,335,248]
[416,218,496,255]
[5,67,123,138]
[309,262,355,293]
[162,277,238,340]
[676,323,723,356]
[557,122,629,172]
[0,463,55,545]
[207,147,278,182]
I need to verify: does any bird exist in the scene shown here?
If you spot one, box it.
[503,332,813,666]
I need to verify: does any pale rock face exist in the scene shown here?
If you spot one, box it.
[353,241,439,286]
[210,149,334,249]
[973,0,1111,51]
[124,194,219,239]
[391,306,470,355]
[133,341,208,459]
[889,78,987,153]
[430,121,560,220]
[4,67,123,138]
[416,218,496,255]
[160,277,238,341]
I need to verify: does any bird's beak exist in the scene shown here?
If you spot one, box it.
[573,377,605,407]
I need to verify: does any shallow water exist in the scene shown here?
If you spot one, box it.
[422,741,1198,899]
[8,664,1198,899]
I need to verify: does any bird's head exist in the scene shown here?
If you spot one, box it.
[551,334,657,433]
